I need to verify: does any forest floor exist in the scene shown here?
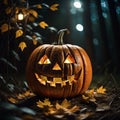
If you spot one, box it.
[0,74,120,120]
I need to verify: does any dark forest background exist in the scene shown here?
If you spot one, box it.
[0,0,120,85]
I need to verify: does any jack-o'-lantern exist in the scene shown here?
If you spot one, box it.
[26,29,92,98]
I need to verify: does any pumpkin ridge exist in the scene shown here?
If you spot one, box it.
[76,47,85,93]
[65,44,84,96]
[62,44,72,98]
[77,47,92,93]
[49,45,65,97]
[36,44,50,63]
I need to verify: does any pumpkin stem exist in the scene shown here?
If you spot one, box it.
[57,28,69,45]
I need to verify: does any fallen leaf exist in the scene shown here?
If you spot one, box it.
[82,89,96,103]
[82,95,89,101]
[61,99,71,109]
[36,98,53,108]
[39,21,48,29]
[18,42,27,51]
[24,90,35,97]
[67,105,79,113]
[43,99,53,107]
[36,100,45,108]
[96,86,106,94]
[50,4,59,11]
[8,97,18,103]
[55,99,79,114]
[85,89,95,97]
[16,93,25,99]
[37,98,79,116]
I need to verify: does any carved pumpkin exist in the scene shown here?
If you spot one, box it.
[26,29,92,98]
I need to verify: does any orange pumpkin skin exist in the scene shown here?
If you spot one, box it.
[26,29,92,98]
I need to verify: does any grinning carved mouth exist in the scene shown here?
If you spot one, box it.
[34,73,77,87]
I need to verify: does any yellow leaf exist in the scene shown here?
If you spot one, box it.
[16,29,23,38]
[96,86,106,94]
[46,107,57,115]
[24,90,35,97]
[0,23,11,32]
[33,39,38,45]
[37,100,45,108]
[36,98,53,108]
[36,4,42,9]
[82,95,89,101]
[16,93,25,99]
[55,102,62,110]
[8,97,18,103]
[29,9,38,18]
[68,105,79,113]
[55,99,71,110]
[61,99,71,108]
[85,89,95,98]
[50,4,59,11]
[32,35,38,45]
[43,99,53,107]
[18,42,27,51]
[39,21,48,29]
[55,99,79,114]
[16,90,35,99]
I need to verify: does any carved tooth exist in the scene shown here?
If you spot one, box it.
[53,78,62,83]
[35,73,76,87]
[41,75,47,81]
[64,79,72,86]
[69,80,72,85]
[40,79,46,85]
[36,76,46,85]
[35,73,39,79]
[62,81,66,87]
[46,80,51,84]
[50,82,56,87]
[35,74,46,85]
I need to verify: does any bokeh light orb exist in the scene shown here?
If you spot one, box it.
[76,24,84,31]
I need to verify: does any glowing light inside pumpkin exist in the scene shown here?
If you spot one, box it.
[38,55,51,64]
[34,73,76,87]
[52,63,61,70]
[64,55,75,63]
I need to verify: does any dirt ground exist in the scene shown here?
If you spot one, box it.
[0,74,120,120]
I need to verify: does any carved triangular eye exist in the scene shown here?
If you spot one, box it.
[38,55,51,64]
[64,54,75,64]
[52,63,61,70]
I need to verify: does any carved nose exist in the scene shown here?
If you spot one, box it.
[52,63,61,70]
